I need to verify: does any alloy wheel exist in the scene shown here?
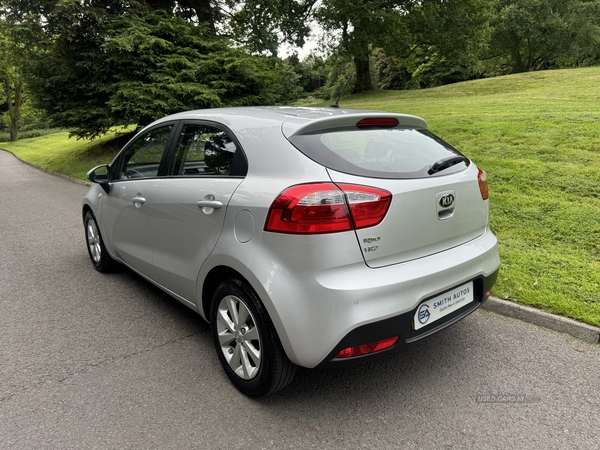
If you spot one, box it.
[216,295,262,380]
[87,219,102,264]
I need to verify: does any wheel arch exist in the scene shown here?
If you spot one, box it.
[82,199,119,264]
[82,203,93,222]
[199,261,299,365]
[201,265,249,321]
[207,269,297,396]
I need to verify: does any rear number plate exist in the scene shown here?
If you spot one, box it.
[414,282,474,330]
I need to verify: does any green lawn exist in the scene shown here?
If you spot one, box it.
[2,67,599,326]
[0,128,134,181]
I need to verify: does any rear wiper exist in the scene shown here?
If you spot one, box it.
[428,155,469,175]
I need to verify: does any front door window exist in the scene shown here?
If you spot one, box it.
[116,125,174,180]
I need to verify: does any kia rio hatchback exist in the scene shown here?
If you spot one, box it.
[83,107,500,397]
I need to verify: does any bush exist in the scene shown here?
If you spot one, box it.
[0,128,63,143]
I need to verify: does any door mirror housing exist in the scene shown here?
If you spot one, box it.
[87,164,111,185]
[87,164,112,193]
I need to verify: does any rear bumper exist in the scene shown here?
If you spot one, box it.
[247,227,500,368]
[315,267,499,368]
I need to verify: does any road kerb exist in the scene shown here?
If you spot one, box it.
[482,296,600,344]
[3,149,599,345]
[0,148,91,187]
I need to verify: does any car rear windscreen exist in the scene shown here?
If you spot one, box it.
[287,128,469,179]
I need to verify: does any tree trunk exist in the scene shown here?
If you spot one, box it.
[192,0,215,33]
[177,0,216,33]
[351,22,373,93]
[5,78,22,142]
[353,55,373,92]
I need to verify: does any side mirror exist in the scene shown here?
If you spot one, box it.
[87,164,111,190]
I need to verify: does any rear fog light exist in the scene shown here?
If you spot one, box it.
[335,336,399,358]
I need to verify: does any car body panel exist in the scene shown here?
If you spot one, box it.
[145,177,244,303]
[100,179,155,275]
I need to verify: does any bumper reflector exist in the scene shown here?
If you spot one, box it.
[335,336,399,359]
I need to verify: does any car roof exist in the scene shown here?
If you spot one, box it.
[152,106,428,137]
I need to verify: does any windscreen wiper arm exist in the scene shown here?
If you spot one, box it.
[428,155,469,175]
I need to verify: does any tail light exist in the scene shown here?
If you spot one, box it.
[478,168,489,200]
[264,183,392,234]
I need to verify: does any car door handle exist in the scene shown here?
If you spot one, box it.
[197,200,223,209]
[132,195,146,204]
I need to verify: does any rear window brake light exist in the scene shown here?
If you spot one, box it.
[356,118,399,128]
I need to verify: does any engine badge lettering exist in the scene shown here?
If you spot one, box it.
[363,237,381,244]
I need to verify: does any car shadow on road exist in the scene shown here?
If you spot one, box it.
[81,254,488,408]
[263,316,489,407]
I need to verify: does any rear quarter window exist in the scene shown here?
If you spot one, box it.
[288,128,469,179]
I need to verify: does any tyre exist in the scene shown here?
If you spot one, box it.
[211,279,296,397]
[84,211,115,272]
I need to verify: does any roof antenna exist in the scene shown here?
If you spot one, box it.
[330,75,353,108]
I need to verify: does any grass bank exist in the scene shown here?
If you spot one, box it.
[331,67,600,327]
[2,68,599,326]
[0,129,134,181]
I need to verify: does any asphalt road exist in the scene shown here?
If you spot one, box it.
[1,149,599,450]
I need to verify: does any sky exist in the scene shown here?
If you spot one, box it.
[278,21,326,60]
[280,39,320,60]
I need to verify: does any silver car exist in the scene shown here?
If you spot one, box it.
[83,107,500,397]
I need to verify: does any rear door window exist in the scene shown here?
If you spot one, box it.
[169,123,247,177]
[288,128,468,179]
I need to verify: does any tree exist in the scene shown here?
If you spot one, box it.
[315,0,411,92]
[0,42,24,142]
[489,0,600,73]
[222,0,315,55]
[24,2,298,138]
[302,54,330,92]
[309,0,492,93]
[373,49,411,90]
[0,3,43,141]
